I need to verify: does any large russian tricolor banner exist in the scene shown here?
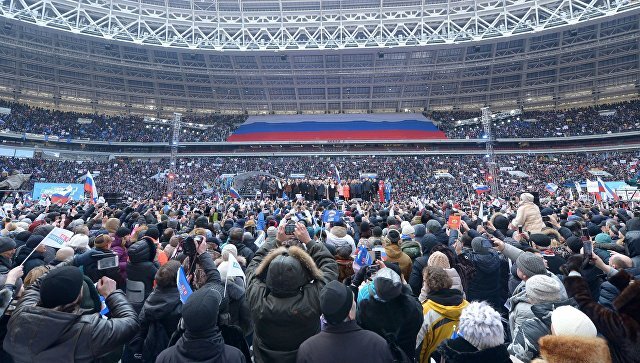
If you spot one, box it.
[227,113,446,142]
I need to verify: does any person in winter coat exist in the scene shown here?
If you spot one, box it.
[296,280,394,363]
[0,237,17,286]
[595,253,640,309]
[562,256,640,363]
[216,244,252,337]
[416,267,469,363]
[419,252,465,302]
[12,235,46,276]
[506,276,574,362]
[357,264,423,361]
[510,193,545,234]
[246,222,338,363]
[384,229,412,281]
[530,306,610,363]
[463,237,504,310]
[438,302,517,363]
[400,225,422,261]
[624,218,640,267]
[83,234,126,290]
[126,238,159,312]
[110,227,131,282]
[129,260,183,363]
[229,227,255,264]
[3,262,139,362]
[155,287,245,363]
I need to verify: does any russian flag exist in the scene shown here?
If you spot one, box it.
[227,113,446,142]
[473,184,490,194]
[229,187,241,199]
[545,183,559,194]
[84,172,98,202]
[596,177,619,201]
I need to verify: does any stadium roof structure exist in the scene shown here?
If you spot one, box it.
[0,0,639,116]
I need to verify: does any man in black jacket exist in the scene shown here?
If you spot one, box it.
[4,262,139,362]
[156,286,245,363]
[229,227,254,264]
[296,280,394,363]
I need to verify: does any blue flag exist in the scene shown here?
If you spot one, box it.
[322,210,343,223]
[177,266,193,304]
[283,191,289,201]
[354,245,373,267]
[99,295,109,317]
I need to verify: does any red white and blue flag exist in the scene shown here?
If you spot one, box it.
[229,187,241,199]
[84,172,98,202]
[597,177,619,201]
[545,183,559,194]
[473,184,490,194]
[227,113,446,142]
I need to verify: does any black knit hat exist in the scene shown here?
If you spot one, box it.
[40,266,84,308]
[182,287,221,333]
[320,280,353,324]
[116,227,131,238]
[387,229,400,244]
[25,235,44,249]
[0,237,16,253]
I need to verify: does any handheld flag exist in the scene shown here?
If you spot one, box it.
[41,227,75,249]
[478,203,484,220]
[354,245,373,267]
[224,253,246,296]
[177,266,193,304]
[322,210,344,223]
[586,180,599,193]
[332,164,341,184]
[84,172,98,202]
[545,183,559,195]
[597,177,619,201]
[574,181,583,198]
[473,184,490,194]
[229,187,241,199]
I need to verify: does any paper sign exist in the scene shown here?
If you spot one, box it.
[448,215,461,230]
[41,227,75,248]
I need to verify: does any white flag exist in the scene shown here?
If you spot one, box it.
[226,253,246,280]
[223,253,246,296]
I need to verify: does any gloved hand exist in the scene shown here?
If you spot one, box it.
[73,249,102,266]
[352,265,370,287]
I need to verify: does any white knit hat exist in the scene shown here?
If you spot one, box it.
[221,243,238,261]
[458,301,504,350]
[551,305,597,337]
[401,225,415,236]
[64,234,89,250]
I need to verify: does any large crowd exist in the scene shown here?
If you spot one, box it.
[2,151,636,201]
[0,100,243,142]
[2,98,640,142]
[434,100,640,139]
[0,182,637,362]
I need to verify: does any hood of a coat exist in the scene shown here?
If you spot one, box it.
[6,306,82,355]
[142,288,181,320]
[438,337,512,363]
[423,290,468,320]
[128,238,156,263]
[530,298,578,327]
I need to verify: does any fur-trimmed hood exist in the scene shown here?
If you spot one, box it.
[532,335,611,363]
[255,246,323,297]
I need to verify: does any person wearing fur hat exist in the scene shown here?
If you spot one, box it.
[4,262,139,362]
[561,255,640,363]
[531,306,611,363]
[296,280,394,363]
[438,301,518,363]
[246,221,338,363]
[416,267,469,363]
[384,229,413,281]
[510,193,545,234]
[356,263,423,361]
[326,224,356,255]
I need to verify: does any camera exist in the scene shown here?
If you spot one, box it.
[285,221,296,235]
